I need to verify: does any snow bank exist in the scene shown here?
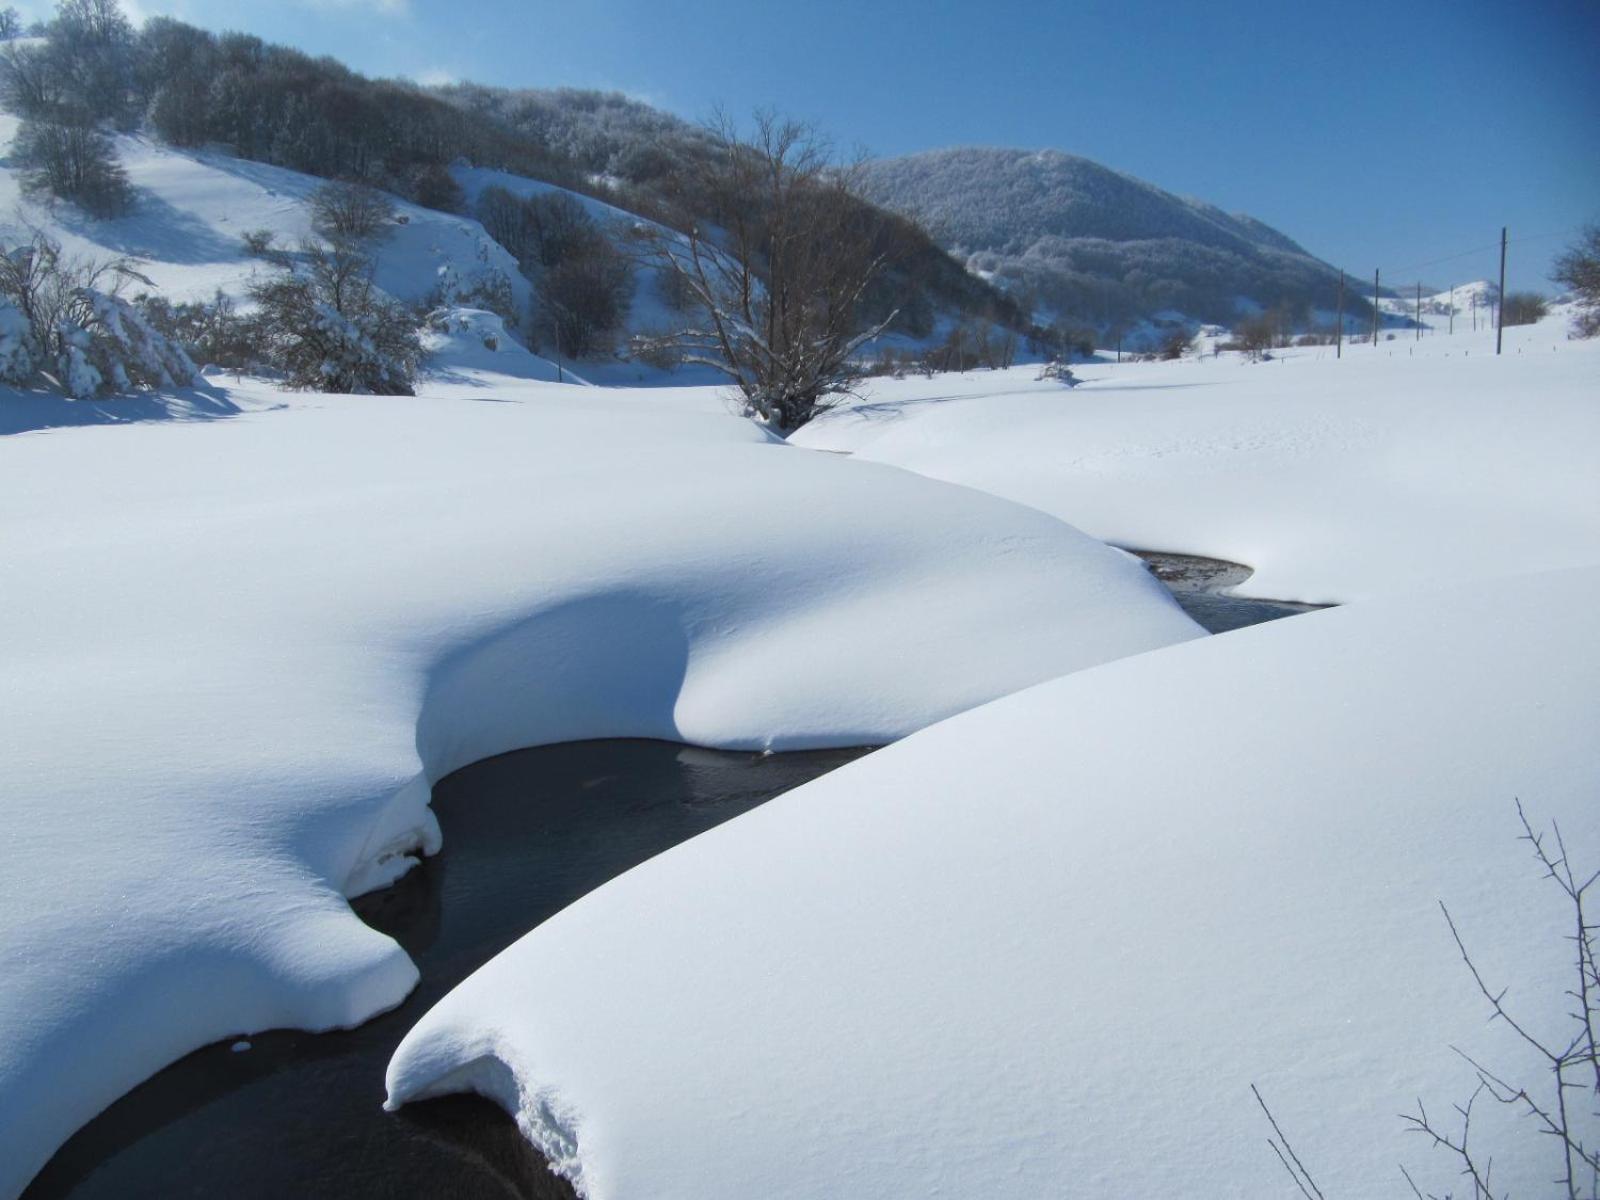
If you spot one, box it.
[387,564,1600,1199]
[795,317,1600,603]
[0,382,1198,1197]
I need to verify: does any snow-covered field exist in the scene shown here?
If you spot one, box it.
[387,564,1600,1199]
[4,98,1598,1200]
[0,369,1200,1198]
[796,314,1600,603]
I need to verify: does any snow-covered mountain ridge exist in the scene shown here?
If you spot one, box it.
[862,146,1357,329]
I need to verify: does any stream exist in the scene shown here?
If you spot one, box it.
[23,554,1324,1199]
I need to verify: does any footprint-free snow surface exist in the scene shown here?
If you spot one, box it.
[387,565,1600,1199]
[0,381,1199,1198]
[794,318,1600,604]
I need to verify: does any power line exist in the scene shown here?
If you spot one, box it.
[1382,227,1578,277]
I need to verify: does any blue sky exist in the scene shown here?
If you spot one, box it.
[37,0,1600,289]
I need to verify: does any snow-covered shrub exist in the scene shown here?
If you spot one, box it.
[66,291,199,395]
[1035,361,1079,386]
[0,229,198,397]
[428,257,521,332]
[250,239,423,395]
[0,296,36,383]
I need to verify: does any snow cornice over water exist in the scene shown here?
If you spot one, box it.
[0,382,1200,1198]
[387,564,1600,1199]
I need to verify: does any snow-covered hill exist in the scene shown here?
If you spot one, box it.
[0,116,710,386]
[863,146,1351,330]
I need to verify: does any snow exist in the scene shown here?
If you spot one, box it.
[0,116,532,318]
[386,563,1600,1200]
[794,314,1600,603]
[0,375,1200,1198]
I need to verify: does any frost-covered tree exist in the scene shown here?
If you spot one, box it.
[1552,224,1600,339]
[0,229,198,397]
[41,0,137,126]
[0,8,22,39]
[634,111,896,433]
[249,239,423,394]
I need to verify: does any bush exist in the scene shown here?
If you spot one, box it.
[136,291,258,370]
[476,186,607,275]
[12,118,133,217]
[408,162,464,214]
[1158,326,1191,360]
[249,239,423,394]
[537,234,634,359]
[1501,291,1548,327]
[0,229,198,397]
[309,180,396,244]
[1232,313,1274,362]
[241,229,277,258]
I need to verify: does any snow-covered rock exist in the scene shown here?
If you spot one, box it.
[795,315,1600,603]
[386,564,1600,1200]
[0,380,1199,1198]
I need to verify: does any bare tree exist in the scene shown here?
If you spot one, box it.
[1401,803,1599,1200]
[309,180,397,245]
[633,110,896,432]
[0,8,22,40]
[12,117,132,216]
[1552,225,1600,339]
[1249,802,1598,1200]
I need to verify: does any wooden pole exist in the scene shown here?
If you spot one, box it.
[1335,270,1344,358]
[1416,282,1422,340]
[1495,225,1507,356]
[1372,268,1381,346]
[1449,286,1454,335]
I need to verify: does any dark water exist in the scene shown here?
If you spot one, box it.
[24,740,868,1200]
[1133,550,1329,633]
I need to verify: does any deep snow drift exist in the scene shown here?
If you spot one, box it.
[387,564,1600,1199]
[0,379,1199,1198]
[795,316,1600,603]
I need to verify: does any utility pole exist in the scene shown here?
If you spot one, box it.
[1335,270,1344,359]
[1372,268,1381,346]
[1449,286,1454,335]
[1495,225,1507,356]
[1416,282,1422,340]
[1472,289,1477,332]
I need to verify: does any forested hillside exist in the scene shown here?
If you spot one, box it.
[863,147,1369,330]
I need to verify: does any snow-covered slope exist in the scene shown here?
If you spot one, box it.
[386,564,1600,1199]
[795,313,1600,603]
[862,146,1348,326]
[0,378,1200,1198]
[0,116,530,318]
